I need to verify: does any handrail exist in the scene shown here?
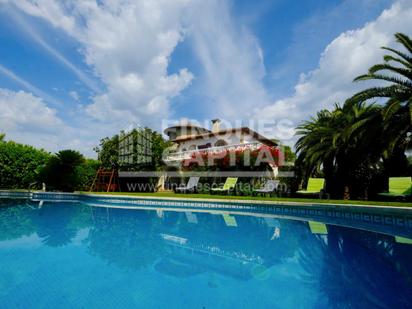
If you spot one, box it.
[26,182,38,206]
[28,182,37,194]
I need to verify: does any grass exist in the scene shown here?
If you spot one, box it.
[79,191,412,207]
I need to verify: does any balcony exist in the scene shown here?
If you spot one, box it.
[163,142,263,163]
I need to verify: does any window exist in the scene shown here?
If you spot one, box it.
[214,139,228,147]
[198,143,211,149]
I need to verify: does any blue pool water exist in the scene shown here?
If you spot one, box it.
[0,198,412,308]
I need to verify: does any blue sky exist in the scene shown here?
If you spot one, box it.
[0,0,410,157]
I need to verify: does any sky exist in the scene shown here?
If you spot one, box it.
[0,0,411,157]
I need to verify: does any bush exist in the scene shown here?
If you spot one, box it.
[0,141,50,189]
[40,150,85,192]
[0,136,99,191]
[75,159,100,191]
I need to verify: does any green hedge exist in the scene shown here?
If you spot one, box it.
[39,150,100,192]
[0,141,99,191]
[0,141,50,189]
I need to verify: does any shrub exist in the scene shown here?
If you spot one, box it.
[0,141,50,189]
[40,150,85,192]
[75,159,100,191]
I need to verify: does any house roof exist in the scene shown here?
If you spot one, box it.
[170,127,278,146]
[163,124,210,136]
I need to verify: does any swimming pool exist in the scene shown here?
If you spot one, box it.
[0,198,411,308]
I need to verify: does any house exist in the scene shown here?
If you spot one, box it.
[163,119,279,173]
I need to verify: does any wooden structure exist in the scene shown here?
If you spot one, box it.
[90,168,119,192]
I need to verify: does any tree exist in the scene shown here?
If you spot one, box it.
[0,140,50,189]
[281,145,296,163]
[295,102,381,199]
[0,133,5,142]
[40,150,85,192]
[349,32,412,154]
[295,33,412,199]
[147,128,171,170]
[94,134,119,168]
[95,128,170,170]
[75,158,100,191]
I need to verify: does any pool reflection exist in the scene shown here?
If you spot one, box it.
[1,199,412,308]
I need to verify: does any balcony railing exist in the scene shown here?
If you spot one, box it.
[163,142,263,162]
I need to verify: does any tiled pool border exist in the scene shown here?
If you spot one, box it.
[2,190,412,211]
[0,190,30,199]
[80,193,412,238]
[1,190,412,237]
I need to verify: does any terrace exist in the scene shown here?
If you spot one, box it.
[163,141,264,163]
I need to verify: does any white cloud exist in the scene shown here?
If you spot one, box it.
[3,0,194,128]
[5,0,269,124]
[1,0,76,33]
[0,89,63,130]
[76,0,194,125]
[69,90,79,101]
[0,89,65,147]
[0,88,107,156]
[255,0,412,143]
[186,0,270,118]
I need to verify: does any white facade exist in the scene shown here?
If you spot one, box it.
[175,132,260,152]
[163,120,277,167]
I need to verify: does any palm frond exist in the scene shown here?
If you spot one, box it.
[382,99,401,121]
[361,73,412,88]
[368,64,412,81]
[349,85,409,103]
[383,55,412,69]
[395,33,412,54]
[381,47,412,63]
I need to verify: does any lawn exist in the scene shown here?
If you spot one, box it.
[80,191,412,208]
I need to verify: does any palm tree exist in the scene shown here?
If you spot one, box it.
[349,32,412,153]
[295,33,412,199]
[295,109,337,177]
[40,150,85,192]
[295,102,381,198]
